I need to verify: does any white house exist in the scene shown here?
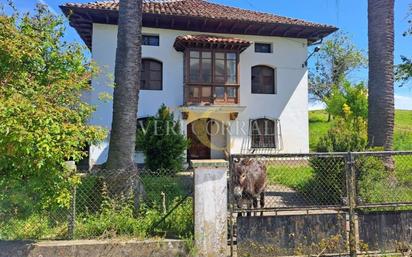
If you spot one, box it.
[61,0,337,167]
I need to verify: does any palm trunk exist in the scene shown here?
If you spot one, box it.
[367,0,395,151]
[105,0,144,206]
[106,0,143,170]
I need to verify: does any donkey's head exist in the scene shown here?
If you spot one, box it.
[233,158,253,201]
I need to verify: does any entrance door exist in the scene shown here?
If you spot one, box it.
[187,119,211,160]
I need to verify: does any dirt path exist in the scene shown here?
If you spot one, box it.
[264,184,309,208]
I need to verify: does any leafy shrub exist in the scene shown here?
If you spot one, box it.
[0,4,105,215]
[307,117,368,204]
[306,157,347,205]
[325,81,368,120]
[357,156,412,204]
[316,118,368,152]
[136,105,188,172]
[356,156,386,203]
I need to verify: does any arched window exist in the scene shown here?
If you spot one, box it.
[250,118,276,148]
[141,59,162,90]
[251,65,275,94]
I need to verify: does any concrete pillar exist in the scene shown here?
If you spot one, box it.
[191,159,228,257]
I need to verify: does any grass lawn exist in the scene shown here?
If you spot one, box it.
[267,164,314,190]
[309,110,412,151]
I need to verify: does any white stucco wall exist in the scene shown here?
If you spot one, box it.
[89,24,309,165]
[210,120,226,159]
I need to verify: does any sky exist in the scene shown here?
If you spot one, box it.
[4,0,412,110]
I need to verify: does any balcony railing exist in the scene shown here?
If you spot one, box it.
[184,84,239,105]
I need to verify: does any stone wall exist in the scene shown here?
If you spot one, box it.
[358,210,412,252]
[237,213,348,257]
[0,239,189,257]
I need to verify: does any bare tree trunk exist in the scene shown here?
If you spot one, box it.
[367,0,395,151]
[106,0,143,170]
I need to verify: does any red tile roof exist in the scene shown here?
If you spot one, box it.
[174,34,253,52]
[60,0,338,49]
[176,34,252,45]
[63,0,334,29]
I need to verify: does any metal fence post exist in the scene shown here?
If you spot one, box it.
[64,161,77,240]
[346,152,358,257]
[68,184,76,240]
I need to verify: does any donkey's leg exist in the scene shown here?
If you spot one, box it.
[237,198,243,217]
[246,199,252,217]
[260,191,265,216]
[252,197,258,216]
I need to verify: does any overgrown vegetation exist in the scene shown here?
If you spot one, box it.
[308,83,368,204]
[268,106,412,205]
[0,4,105,220]
[309,110,412,151]
[136,104,188,172]
[0,174,193,240]
[357,156,412,204]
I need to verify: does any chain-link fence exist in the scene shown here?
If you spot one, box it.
[229,151,412,257]
[0,168,193,240]
[230,151,412,212]
[353,151,412,208]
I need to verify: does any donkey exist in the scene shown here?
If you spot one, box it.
[233,158,267,216]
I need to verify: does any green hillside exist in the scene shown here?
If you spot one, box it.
[309,110,412,151]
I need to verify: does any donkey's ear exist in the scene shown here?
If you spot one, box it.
[243,158,252,166]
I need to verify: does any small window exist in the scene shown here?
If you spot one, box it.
[251,65,276,94]
[141,59,162,90]
[189,51,212,83]
[255,43,272,53]
[142,35,159,46]
[250,119,276,148]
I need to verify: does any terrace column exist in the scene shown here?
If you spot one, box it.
[191,160,228,257]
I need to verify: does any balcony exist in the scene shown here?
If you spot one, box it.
[173,35,252,106]
[185,84,239,105]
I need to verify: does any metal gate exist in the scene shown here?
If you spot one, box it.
[228,151,412,257]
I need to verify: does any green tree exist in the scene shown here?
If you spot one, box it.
[368,0,395,150]
[0,5,105,212]
[106,0,143,171]
[309,32,367,117]
[136,105,188,172]
[325,81,368,120]
[396,56,412,85]
[395,4,412,86]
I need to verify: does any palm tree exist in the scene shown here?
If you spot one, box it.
[106,0,143,170]
[367,0,395,151]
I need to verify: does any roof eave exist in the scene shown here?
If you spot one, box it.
[60,5,338,49]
